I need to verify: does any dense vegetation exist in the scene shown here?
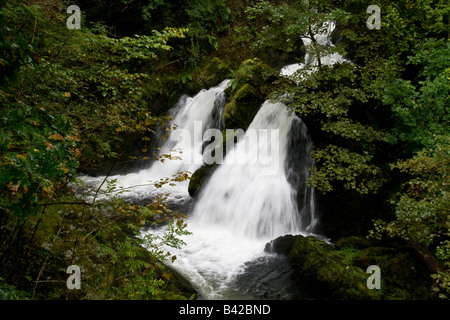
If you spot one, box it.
[0,0,448,299]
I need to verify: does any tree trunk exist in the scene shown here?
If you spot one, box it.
[409,240,445,274]
[308,25,322,68]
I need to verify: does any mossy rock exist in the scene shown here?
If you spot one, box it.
[188,163,218,197]
[264,234,297,255]
[287,235,376,299]
[288,235,334,268]
[229,58,277,94]
[353,247,433,299]
[223,83,261,130]
[191,57,231,91]
[335,236,372,249]
[286,235,434,299]
[222,58,280,130]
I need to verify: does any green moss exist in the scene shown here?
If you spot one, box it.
[286,235,433,300]
[223,83,260,130]
[221,58,282,130]
[189,57,232,92]
[335,236,372,249]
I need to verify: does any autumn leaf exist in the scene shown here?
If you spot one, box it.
[70,148,81,157]
[48,133,64,141]
[67,135,80,142]
[44,141,54,150]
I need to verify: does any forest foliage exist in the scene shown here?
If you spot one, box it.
[0,0,449,299]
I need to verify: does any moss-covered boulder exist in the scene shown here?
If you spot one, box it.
[223,83,260,130]
[190,57,232,92]
[335,236,372,250]
[188,164,218,197]
[287,235,376,299]
[267,234,434,300]
[264,234,297,255]
[223,58,281,130]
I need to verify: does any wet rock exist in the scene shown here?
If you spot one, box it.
[283,234,433,299]
[264,234,297,255]
[188,164,218,197]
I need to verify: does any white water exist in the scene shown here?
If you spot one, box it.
[78,23,344,298]
[79,79,230,203]
[280,21,348,79]
[80,83,319,299]
[191,101,306,239]
[142,101,316,299]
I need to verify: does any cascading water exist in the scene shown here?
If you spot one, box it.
[79,79,230,203]
[144,100,318,299]
[190,101,314,239]
[79,21,346,300]
[280,21,347,78]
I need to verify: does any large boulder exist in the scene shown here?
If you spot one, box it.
[266,234,434,299]
[223,58,282,131]
[286,235,375,300]
[264,234,297,255]
[223,83,260,131]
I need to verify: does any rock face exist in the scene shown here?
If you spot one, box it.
[266,234,434,299]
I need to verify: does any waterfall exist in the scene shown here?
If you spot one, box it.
[190,101,316,239]
[141,79,229,182]
[144,99,317,299]
[79,69,321,300]
[285,116,318,233]
[79,79,230,202]
[280,21,347,78]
